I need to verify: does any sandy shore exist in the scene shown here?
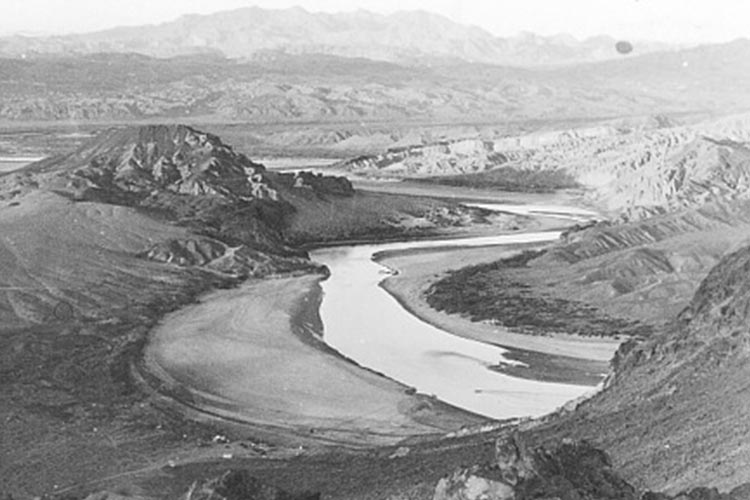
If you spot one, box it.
[377,244,621,382]
[142,274,485,449]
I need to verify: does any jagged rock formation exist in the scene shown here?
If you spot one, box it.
[30,125,279,201]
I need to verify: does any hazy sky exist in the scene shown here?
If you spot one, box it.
[2,0,748,43]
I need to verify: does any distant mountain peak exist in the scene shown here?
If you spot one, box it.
[0,6,680,66]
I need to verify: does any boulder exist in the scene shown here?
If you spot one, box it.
[433,470,514,500]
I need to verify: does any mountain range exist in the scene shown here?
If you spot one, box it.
[0,7,678,66]
[0,6,747,129]
[1,37,750,127]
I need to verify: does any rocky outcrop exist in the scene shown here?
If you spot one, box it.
[140,238,227,266]
[678,245,750,335]
[275,170,354,197]
[433,435,750,500]
[433,471,515,500]
[434,436,637,500]
[32,124,279,202]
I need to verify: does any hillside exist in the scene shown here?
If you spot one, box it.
[61,225,750,499]
[0,7,676,66]
[525,233,750,493]
[0,125,319,325]
[0,39,749,124]
[341,112,750,219]
[405,115,750,493]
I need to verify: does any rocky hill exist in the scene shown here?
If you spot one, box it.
[0,7,676,66]
[0,125,326,325]
[31,125,278,200]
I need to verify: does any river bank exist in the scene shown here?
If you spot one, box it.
[376,245,621,366]
[311,230,601,420]
[143,221,610,451]
[142,274,487,449]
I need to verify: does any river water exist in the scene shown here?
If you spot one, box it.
[311,205,601,419]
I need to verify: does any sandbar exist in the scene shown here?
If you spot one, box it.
[142,274,485,448]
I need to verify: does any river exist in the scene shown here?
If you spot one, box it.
[311,204,602,420]
[147,201,606,426]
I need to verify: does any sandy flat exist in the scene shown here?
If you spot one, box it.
[378,245,622,364]
[143,275,484,448]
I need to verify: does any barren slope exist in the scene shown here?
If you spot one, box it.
[343,113,750,220]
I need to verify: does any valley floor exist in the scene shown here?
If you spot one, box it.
[10,116,750,500]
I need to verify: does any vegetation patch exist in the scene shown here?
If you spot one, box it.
[424,250,652,338]
[411,167,580,193]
